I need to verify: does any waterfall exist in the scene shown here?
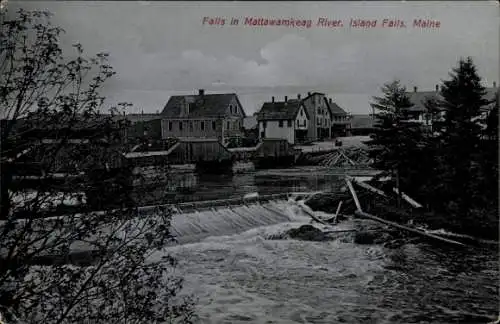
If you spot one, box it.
[171,200,294,243]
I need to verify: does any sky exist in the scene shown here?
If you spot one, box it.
[4,1,500,115]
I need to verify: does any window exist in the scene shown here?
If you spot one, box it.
[263,121,267,128]
[279,120,283,128]
[287,120,292,127]
[300,109,304,117]
[212,121,216,130]
[229,105,233,114]
[168,121,172,131]
[201,121,205,131]
[227,121,230,129]
[296,120,299,127]
[179,121,183,131]
[189,121,193,131]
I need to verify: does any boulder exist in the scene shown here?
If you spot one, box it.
[286,224,333,242]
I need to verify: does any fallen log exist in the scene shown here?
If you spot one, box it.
[333,201,343,223]
[354,210,466,247]
[296,201,328,225]
[347,176,387,197]
[393,188,423,208]
[346,178,362,212]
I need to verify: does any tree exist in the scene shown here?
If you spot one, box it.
[434,57,490,219]
[0,9,195,323]
[366,80,425,205]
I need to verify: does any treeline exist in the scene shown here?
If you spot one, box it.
[367,57,498,239]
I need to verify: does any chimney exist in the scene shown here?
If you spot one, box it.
[414,86,418,93]
[435,84,439,92]
[198,89,205,96]
[494,81,497,88]
[272,96,275,103]
[284,96,288,102]
[297,94,301,100]
[329,98,332,104]
[308,92,311,96]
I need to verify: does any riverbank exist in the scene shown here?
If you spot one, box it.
[304,181,499,243]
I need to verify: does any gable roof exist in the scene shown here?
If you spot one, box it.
[161,93,245,118]
[325,99,347,115]
[256,99,309,121]
[406,87,498,113]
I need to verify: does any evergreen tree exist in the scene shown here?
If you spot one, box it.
[366,80,424,203]
[436,57,490,219]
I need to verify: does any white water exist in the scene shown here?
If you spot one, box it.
[154,204,386,323]
[170,200,311,244]
[154,201,499,324]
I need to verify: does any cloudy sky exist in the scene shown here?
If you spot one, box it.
[5,1,499,115]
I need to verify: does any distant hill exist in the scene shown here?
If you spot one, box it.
[350,114,374,129]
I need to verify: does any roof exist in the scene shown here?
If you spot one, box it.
[326,99,347,115]
[405,91,440,112]
[161,93,245,118]
[406,87,498,113]
[111,113,161,123]
[256,99,309,121]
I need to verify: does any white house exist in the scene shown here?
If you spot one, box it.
[256,96,310,144]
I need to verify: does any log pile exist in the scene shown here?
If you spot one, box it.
[318,147,373,168]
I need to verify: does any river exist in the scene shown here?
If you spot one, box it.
[151,167,499,324]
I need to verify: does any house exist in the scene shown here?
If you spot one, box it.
[327,98,352,137]
[160,89,246,146]
[405,82,499,126]
[301,92,333,141]
[256,96,309,145]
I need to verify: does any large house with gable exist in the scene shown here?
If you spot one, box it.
[256,96,309,145]
[160,89,246,146]
[256,92,351,144]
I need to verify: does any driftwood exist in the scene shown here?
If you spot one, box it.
[392,188,423,208]
[333,201,343,223]
[348,176,387,197]
[345,178,362,212]
[296,201,328,225]
[354,210,466,247]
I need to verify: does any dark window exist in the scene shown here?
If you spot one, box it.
[279,120,283,128]
[201,121,205,130]
[189,121,193,131]
[227,121,230,129]
[263,121,267,128]
[287,120,292,127]
[179,121,183,131]
[300,109,304,116]
[212,121,216,130]
[168,121,172,131]
[229,105,232,114]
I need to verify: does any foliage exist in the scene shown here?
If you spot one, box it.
[366,80,426,196]
[0,9,195,323]
[369,58,498,239]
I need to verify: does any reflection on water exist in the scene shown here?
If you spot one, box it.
[135,165,354,205]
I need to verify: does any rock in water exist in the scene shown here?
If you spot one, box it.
[286,225,332,241]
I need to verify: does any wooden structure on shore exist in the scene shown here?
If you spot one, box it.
[253,139,298,169]
[125,138,233,174]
